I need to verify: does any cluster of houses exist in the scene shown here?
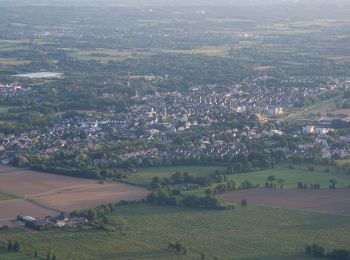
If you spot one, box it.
[0,82,33,97]
[0,133,32,164]
[0,76,349,167]
[17,214,88,231]
[346,77,350,88]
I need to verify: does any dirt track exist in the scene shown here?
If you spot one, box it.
[217,188,350,216]
[0,166,149,225]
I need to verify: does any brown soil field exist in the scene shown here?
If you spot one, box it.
[0,166,149,225]
[217,188,350,216]
[0,199,57,225]
[0,165,98,197]
[29,183,149,212]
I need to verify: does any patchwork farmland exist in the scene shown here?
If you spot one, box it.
[0,166,148,226]
[0,204,350,260]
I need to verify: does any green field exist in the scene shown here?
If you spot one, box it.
[0,250,34,260]
[0,204,349,259]
[67,48,146,62]
[280,95,342,122]
[161,45,229,56]
[336,159,350,166]
[0,107,9,114]
[128,165,350,191]
[0,58,29,65]
[0,192,17,201]
[225,166,350,189]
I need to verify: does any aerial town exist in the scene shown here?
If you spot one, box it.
[0,75,348,170]
[1,1,350,259]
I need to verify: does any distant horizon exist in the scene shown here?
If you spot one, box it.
[1,0,350,7]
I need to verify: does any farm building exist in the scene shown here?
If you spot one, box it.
[22,216,37,222]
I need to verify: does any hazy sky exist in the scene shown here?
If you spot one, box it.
[1,0,350,6]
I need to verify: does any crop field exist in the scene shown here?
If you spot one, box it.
[0,250,34,260]
[0,107,9,114]
[225,166,350,189]
[128,165,225,186]
[217,188,350,216]
[0,166,148,225]
[0,58,29,65]
[280,95,343,122]
[128,165,350,190]
[29,182,148,212]
[161,45,230,56]
[0,166,101,197]
[337,159,350,165]
[0,199,57,226]
[0,204,349,259]
[0,40,28,51]
[67,48,151,62]
[0,192,17,201]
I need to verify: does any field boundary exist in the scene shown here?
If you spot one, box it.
[217,188,350,217]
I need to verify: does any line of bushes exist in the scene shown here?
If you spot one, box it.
[305,244,350,259]
[147,189,234,210]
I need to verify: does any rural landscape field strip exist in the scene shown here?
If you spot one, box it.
[0,166,148,225]
[0,199,57,225]
[0,250,35,260]
[0,167,29,174]
[0,166,98,197]
[217,188,350,216]
[1,204,349,259]
[29,183,149,212]
[0,192,17,201]
[225,166,350,189]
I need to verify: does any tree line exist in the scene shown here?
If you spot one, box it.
[305,244,350,260]
[147,188,234,210]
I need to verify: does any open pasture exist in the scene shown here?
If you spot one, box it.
[0,166,148,225]
[161,45,230,56]
[0,58,29,65]
[217,188,350,216]
[67,48,151,62]
[0,250,35,260]
[0,107,9,114]
[0,192,17,201]
[225,166,350,189]
[128,165,350,191]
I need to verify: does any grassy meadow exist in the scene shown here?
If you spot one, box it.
[129,165,350,191]
[0,250,34,260]
[224,166,350,189]
[0,204,349,259]
[0,58,29,65]
[128,165,225,186]
[161,45,230,56]
[0,192,17,201]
